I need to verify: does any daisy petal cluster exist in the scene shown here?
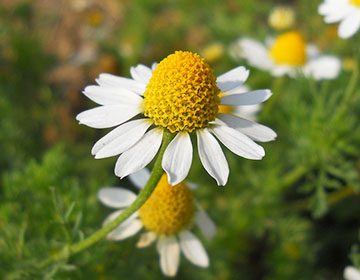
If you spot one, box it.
[319,0,360,39]
[98,169,216,277]
[77,51,276,186]
[230,31,341,80]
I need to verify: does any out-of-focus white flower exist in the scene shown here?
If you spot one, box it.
[268,5,295,30]
[230,31,341,80]
[98,169,216,277]
[319,0,360,39]
[344,266,360,280]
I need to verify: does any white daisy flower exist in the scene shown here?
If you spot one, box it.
[77,51,276,186]
[231,31,341,80]
[98,169,216,277]
[344,266,360,280]
[319,0,360,39]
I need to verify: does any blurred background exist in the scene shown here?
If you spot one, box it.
[0,0,359,279]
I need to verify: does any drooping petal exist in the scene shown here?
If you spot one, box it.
[93,119,152,159]
[115,128,163,179]
[195,207,216,239]
[107,219,143,241]
[98,187,137,208]
[83,86,143,106]
[211,124,265,160]
[76,104,140,129]
[338,12,360,39]
[103,210,138,226]
[96,73,146,94]
[216,66,249,92]
[303,55,341,80]
[162,132,193,185]
[129,168,151,189]
[91,119,149,156]
[218,114,277,142]
[221,90,272,106]
[130,64,153,84]
[136,232,157,248]
[196,129,229,186]
[179,231,209,267]
[157,236,180,277]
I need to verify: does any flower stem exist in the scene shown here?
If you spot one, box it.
[40,130,173,268]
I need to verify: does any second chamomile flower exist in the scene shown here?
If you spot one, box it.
[98,168,216,277]
[77,51,276,186]
[319,0,360,39]
[231,31,341,80]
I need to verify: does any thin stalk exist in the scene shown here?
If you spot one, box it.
[40,130,173,268]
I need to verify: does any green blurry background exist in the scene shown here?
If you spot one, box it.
[0,0,359,279]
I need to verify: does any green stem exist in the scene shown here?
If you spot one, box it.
[279,165,309,191]
[40,130,173,268]
[334,63,359,120]
[292,185,355,211]
[262,76,285,117]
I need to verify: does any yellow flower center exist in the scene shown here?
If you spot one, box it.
[139,174,195,236]
[350,0,360,7]
[143,51,220,133]
[269,31,307,66]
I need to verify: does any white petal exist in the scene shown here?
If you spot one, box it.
[237,39,273,70]
[218,114,277,142]
[226,85,249,95]
[162,132,193,185]
[221,90,272,106]
[107,219,143,241]
[129,168,151,189]
[232,104,260,121]
[303,55,341,80]
[115,128,163,179]
[93,119,152,159]
[130,64,153,84]
[83,85,143,106]
[91,119,148,155]
[344,266,360,280]
[179,231,209,267]
[98,187,137,208]
[196,129,229,186]
[103,210,138,226]
[157,237,180,277]
[96,73,145,94]
[195,207,216,240]
[136,232,157,248]
[76,104,140,129]
[211,124,265,160]
[216,66,249,92]
[338,12,360,39]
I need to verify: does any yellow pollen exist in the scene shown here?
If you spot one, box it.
[269,31,307,66]
[139,174,195,236]
[350,0,360,7]
[143,51,220,133]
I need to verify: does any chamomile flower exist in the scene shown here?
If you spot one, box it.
[231,31,341,80]
[77,51,276,186]
[98,169,216,277]
[319,0,360,39]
